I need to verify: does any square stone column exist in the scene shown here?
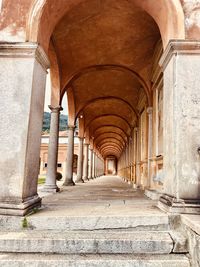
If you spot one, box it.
[158,40,200,214]
[0,43,49,215]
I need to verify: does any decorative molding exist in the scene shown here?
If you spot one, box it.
[159,40,200,71]
[147,107,153,115]
[67,125,75,130]
[0,42,50,71]
[48,105,63,113]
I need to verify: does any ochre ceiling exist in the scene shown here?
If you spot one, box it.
[50,0,161,158]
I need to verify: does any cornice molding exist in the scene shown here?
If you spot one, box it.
[0,42,50,71]
[159,40,200,71]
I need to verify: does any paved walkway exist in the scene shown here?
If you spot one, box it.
[37,176,164,217]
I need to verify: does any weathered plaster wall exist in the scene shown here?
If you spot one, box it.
[181,0,200,39]
[0,0,32,42]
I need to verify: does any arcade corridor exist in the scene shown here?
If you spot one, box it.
[38,176,161,218]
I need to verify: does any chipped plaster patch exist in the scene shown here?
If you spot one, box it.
[0,24,25,42]
[185,12,200,29]
[182,0,200,29]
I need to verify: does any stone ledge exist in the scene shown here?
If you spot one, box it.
[145,189,162,200]
[160,39,200,70]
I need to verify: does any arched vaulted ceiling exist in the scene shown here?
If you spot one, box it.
[49,0,162,159]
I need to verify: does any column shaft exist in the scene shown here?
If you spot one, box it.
[43,106,62,192]
[147,107,153,188]
[63,126,75,186]
[89,148,93,179]
[76,137,84,183]
[83,144,89,181]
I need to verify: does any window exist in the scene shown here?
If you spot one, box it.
[44,163,47,168]
[57,163,62,168]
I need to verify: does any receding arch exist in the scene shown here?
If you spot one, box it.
[86,114,132,132]
[65,87,76,126]
[76,96,139,119]
[27,0,185,52]
[94,132,126,146]
[96,137,124,148]
[93,125,128,139]
[101,147,121,157]
[48,39,61,106]
[101,147,121,155]
[61,65,151,104]
[99,142,122,153]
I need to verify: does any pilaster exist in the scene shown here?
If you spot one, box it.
[158,40,200,214]
[0,42,49,215]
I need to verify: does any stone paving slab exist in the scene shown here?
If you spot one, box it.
[36,176,165,218]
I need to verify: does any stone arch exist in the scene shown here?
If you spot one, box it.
[94,132,126,146]
[61,65,151,105]
[85,114,132,132]
[76,95,139,119]
[48,39,61,106]
[98,139,123,151]
[26,0,185,52]
[99,142,122,152]
[93,125,128,139]
[101,146,121,154]
[101,147,121,157]
[64,87,76,126]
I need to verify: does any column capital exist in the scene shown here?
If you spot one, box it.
[147,107,153,115]
[84,143,90,146]
[67,125,75,130]
[48,105,63,113]
[133,127,138,132]
[160,40,200,71]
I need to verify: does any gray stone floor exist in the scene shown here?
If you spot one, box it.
[37,175,165,217]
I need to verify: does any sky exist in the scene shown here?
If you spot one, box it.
[44,72,68,115]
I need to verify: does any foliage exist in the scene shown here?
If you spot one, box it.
[38,177,45,184]
[22,217,28,228]
[42,112,68,132]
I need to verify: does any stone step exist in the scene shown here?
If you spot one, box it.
[0,231,173,254]
[0,253,190,267]
[0,214,169,231]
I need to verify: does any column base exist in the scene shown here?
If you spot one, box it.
[63,179,75,186]
[158,194,200,214]
[145,189,163,201]
[0,195,41,216]
[41,184,60,193]
[76,178,84,183]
